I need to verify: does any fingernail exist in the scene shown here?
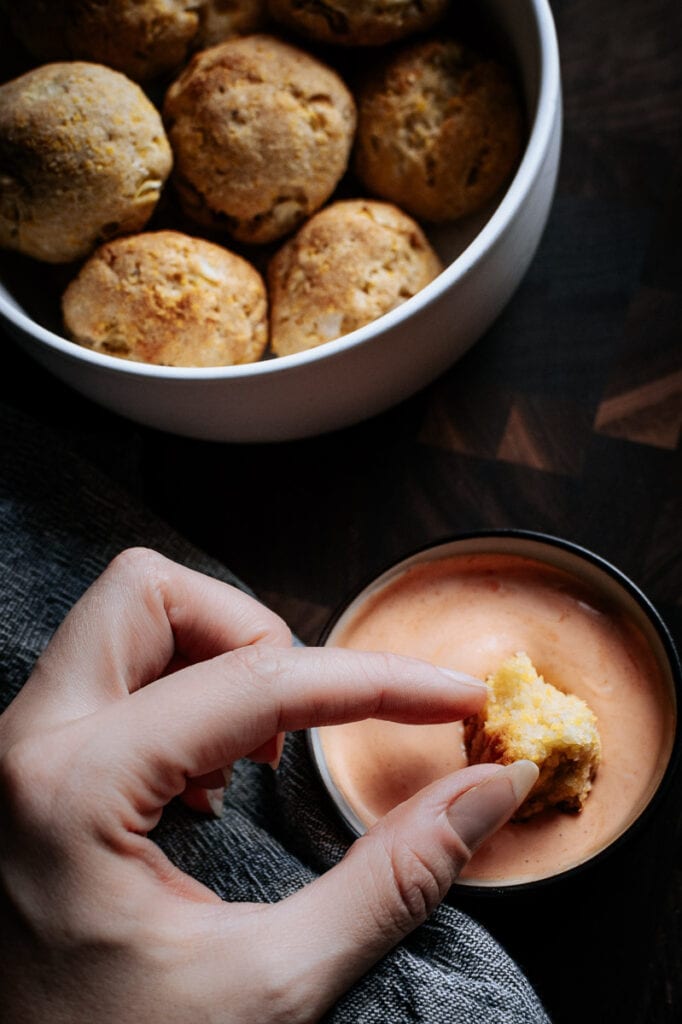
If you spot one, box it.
[447,761,539,853]
[268,732,285,771]
[436,667,488,691]
[206,787,225,818]
[221,765,233,788]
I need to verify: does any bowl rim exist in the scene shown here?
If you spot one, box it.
[0,0,561,382]
[308,528,682,893]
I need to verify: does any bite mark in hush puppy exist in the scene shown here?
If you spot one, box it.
[464,652,602,820]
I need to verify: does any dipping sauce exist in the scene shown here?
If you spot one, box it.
[317,551,676,885]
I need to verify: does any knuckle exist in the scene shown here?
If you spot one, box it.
[241,598,292,648]
[380,832,449,932]
[0,735,59,827]
[217,645,288,730]
[392,858,442,928]
[228,643,286,687]
[106,545,167,586]
[259,614,292,647]
[0,720,101,839]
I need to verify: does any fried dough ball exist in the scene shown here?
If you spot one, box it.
[267,0,450,47]
[0,1,270,82]
[353,37,524,222]
[465,652,602,820]
[62,230,268,366]
[163,34,357,244]
[268,198,442,355]
[0,0,200,82]
[0,62,172,263]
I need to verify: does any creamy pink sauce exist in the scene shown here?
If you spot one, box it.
[318,553,676,885]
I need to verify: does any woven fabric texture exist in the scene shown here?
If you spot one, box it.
[0,402,550,1023]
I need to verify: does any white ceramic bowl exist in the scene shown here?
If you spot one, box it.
[0,0,562,443]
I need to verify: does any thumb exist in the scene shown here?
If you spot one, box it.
[269,760,538,1018]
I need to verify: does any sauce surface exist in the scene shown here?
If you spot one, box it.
[318,553,675,884]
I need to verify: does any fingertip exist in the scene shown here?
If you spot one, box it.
[206,787,225,818]
[180,784,225,818]
[246,732,285,769]
[268,732,285,771]
[435,667,488,693]
[506,758,540,803]
[446,760,539,854]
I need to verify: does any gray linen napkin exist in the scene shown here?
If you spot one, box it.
[0,402,550,1022]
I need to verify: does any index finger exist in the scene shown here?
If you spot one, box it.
[9,548,291,733]
[108,645,487,804]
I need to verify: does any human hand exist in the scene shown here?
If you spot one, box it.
[0,548,538,1024]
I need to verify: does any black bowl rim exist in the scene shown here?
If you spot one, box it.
[308,527,682,894]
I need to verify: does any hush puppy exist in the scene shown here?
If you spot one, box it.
[268,198,443,356]
[62,230,268,367]
[465,652,602,820]
[163,34,357,245]
[267,0,451,47]
[0,0,198,83]
[353,37,524,222]
[0,0,268,82]
[0,62,172,264]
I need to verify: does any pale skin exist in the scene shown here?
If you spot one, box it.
[0,547,538,1024]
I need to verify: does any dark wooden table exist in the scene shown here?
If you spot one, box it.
[2,1,681,1020]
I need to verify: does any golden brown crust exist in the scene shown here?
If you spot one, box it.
[163,34,357,245]
[464,653,602,820]
[267,198,442,355]
[62,230,268,367]
[353,37,524,222]
[0,0,271,81]
[0,62,172,264]
[267,0,450,47]
[0,0,201,82]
